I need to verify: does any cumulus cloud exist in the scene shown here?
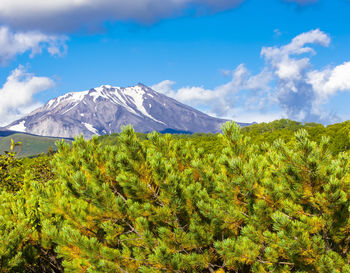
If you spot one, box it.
[0,0,244,32]
[152,64,273,120]
[0,66,54,126]
[152,29,350,124]
[308,62,350,98]
[260,29,334,123]
[307,61,350,117]
[0,26,67,64]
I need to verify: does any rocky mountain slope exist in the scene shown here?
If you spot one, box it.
[4,84,250,138]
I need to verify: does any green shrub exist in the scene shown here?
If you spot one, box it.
[34,123,349,272]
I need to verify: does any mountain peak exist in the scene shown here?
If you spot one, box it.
[92,84,117,91]
[3,83,249,138]
[136,83,148,88]
[93,83,149,91]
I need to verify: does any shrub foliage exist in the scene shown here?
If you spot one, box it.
[0,121,349,272]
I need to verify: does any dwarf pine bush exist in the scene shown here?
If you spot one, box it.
[0,122,349,272]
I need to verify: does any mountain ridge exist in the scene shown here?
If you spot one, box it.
[4,83,251,138]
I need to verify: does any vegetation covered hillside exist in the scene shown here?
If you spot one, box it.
[97,119,350,155]
[0,133,72,157]
[242,119,350,154]
[0,120,349,272]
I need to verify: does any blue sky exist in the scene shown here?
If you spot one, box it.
[0,0,349,125]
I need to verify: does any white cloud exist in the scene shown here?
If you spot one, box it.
[151,80,176,97]
[232,111,284,123]
[159,64,271,105]
[261,29,330,82]
[152,29,350,124]
[0,0,244,32]
[260,29,343,123]
[0,26,67,64]
[0,66,54,126]
[0,0,321,32]
[152,64,273,121]
[307,61,350,117]
[308,61,350,98]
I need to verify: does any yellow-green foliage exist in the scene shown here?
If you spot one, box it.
[0,122,349,272]
[242,119,350,154]
[0,140,23,192]
[96,119,350,156]
[0,149,61,272]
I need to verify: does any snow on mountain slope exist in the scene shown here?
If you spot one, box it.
[3,83,250,138]
[8,120,26,132]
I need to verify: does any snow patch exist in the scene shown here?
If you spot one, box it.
[67,90,89,102]
[46,99,56,109]
[89,87,109,102]
[88,87,139,118]
[61,103,79,114]
[8,120,26,132]
[45,90,88,109]
[83,122,99,135]
[123,86,164,124]
[108,87,141,116]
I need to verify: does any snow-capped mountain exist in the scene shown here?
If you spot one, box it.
[4,84,249,138]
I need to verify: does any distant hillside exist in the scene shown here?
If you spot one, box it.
[96,119,349,155]
[2,119,348,157]
[242,119,350,154]
[0,129,19,137]
[0,133,72,157]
